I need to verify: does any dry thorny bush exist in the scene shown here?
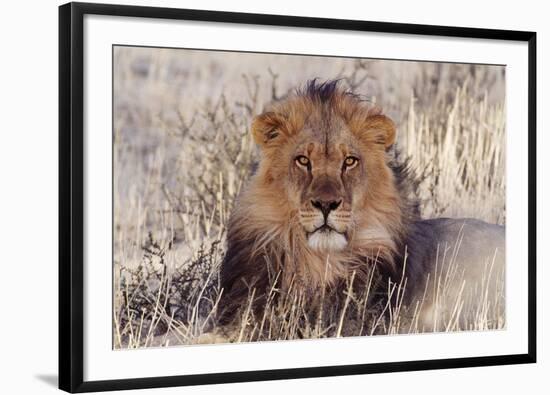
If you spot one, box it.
[113,50,505,348]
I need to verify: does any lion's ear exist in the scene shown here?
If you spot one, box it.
[251,111,287,148]
[362,114,396,150]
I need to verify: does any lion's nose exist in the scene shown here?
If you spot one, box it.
[311,199,342,219]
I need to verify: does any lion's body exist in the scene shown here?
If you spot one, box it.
[217,80,505,329]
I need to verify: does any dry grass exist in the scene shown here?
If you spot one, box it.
[113,46,505,349]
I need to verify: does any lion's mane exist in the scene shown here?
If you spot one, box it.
[218,80,432,324]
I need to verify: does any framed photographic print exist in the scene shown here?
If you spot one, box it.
[59,2,537,392]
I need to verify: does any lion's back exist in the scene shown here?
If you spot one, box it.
[409,218,505,330]
[418,218,504,263]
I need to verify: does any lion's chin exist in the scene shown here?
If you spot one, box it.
[307,230,347,252]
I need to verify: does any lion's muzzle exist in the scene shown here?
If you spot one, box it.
[300,198,351,252]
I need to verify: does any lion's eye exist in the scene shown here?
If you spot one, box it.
[343,156,359,169]
[295,155,310,167]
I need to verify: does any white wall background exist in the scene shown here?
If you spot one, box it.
[0,0,546,393]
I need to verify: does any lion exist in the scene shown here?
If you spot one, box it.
[216,79,505,336]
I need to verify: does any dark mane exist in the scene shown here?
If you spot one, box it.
[297,78,368,107]
[386,151,443,291]
[298,79,342,103]
[389,151,422,222]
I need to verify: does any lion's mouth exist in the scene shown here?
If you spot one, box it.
[306,224,348,251]
[310,224,344,235]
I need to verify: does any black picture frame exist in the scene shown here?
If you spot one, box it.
[59,2,537,393]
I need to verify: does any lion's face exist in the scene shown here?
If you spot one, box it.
[289,122,366,252]
[250,83,398,254]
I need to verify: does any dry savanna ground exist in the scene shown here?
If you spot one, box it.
[113,46,506,349]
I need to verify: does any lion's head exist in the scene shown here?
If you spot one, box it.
[222,80,417,297]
